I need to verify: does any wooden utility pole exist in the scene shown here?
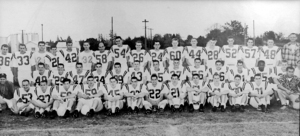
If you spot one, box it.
[41,24,43,41]
[142,19,149,49]
[21,30,24,44]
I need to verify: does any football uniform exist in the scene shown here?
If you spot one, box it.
[127,67,150,83]
[78,51,95,71]
[148,67,168,83]
[164,47,187,67]
[208,66,230,82]
[148,49,165,68]
[203,46,223,69]
[52,71,70,86]
[271,66,286,79]
[124,83,147,109]
[130,50,151,69]
[110,44,132,69]
[103,83,126,98]
[186,80,208,107]
[185,46,207,66]
[33,86,55,113]
[165,81,187,106]
[59,48,79,71]
[78,83,104,114]
[259,46,281,67]
[165,66,190,81]
[142,82,168,108]
[0,52,14,82]
[228,82,251,106]
[32,70,53,86]
[228,67,250,82]
[207,82,228,107]
[13,51,35,85]
[220,45,243,68]
[248,82,273,107]
[93,50,113,71]
[31,51,51,68]
[69,70,90,85]
[240,46,260,69]
[10,87,35,114]
[107,69,128,84]
[91,71,110,84]
[249,67,272,83]
[48,53,65,72]
[188,65,208,81]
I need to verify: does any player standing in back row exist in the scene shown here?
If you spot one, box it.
[130,40,150,71]
[110,36,132,70]
[93,42,113,71]
[1,44,14,82]
[164,38,187,68]
[221,36,243,68]
[241,38,260,69]
[185,38,207,67]
[78,41,95,71]
[259,38,281,68]
[59,41,79,72]
[204,37,224,69]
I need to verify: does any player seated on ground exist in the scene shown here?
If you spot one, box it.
[73,76,103,117]
[32,62,53,86]
[274,66,300,110]
[0,79,34,116]
[103,77,126,116]
[0,73,14,112]
[227,75,251,112]
[123,77,147,114]
[188,58,208,82]
[165,74,186,113]
[51,78,78,119]
[205,73,229,112]
[186,74,208,112]
[248,74,274,112]
[208,60,229,83]
[32,80,55,118]
[143,74,169,114]
[69,62,90,85]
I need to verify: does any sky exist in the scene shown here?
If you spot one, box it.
[0,0,299,41]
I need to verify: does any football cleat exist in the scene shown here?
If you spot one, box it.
[115,107,120,115]
[199,104,204,112]
[63,110,70,118]
[106,109,112,116]
[87,109,95,117]
[231,105,236,112]
[261,105,266,112]
[220,105,226,112]
[42,111,48,118]
[240,105,245,112]
[134,107,139,114]
[50,110,57,119]
[72,110,79,118]
[178,105,184,112]
[34,112,41,118]
[171,105,176,113]
[212,106,217,112]
[145,109,152,114]
[188,104,194,113]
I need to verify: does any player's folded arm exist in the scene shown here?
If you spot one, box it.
[29,99,50,108]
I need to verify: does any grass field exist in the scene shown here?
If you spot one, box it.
[0,103,299,136]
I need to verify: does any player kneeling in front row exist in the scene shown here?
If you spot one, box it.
[228,75,251,112]
[103,77,126,116]
[248,74,274,112]
[205,73,229,112]
[186,74,208,112]
[123,77,147,114]
[1,79,35,116]
[73,76,103,117]
[51,78,78,119]
[166,74,187,112]
[143,74,169,114]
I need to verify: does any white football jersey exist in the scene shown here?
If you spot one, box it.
[228,82,251,94]
[207,82,227,96]
[69,70,90,85]
[107,69,128,84]
[240,46,260,69]
[259,46,281,67]
[148,67,168,82]
[52,71,70,86]
[186,80,207,90]
[271,66,286,79]
[164,47,187,65]
[0,52,13,71]
[130,50,151,66]
[48,53,65,71]
[78,51,95,71]
[124,83,147,96]
[32,70,53,86]
[188,65,208,81]
[208,66,230,82]
[203,46,223,69]
[32,51,51,67]
[110,44,132,64]
[13,87,35,104]
[93,50,113,70]
[52,85,79,99]
[249,67,272,82]
[165,81,187,98]
[185,46,207,66]
[143,82,168,101]
[79,83,103,97]
[165,66,189,81]
[220,45,243,67]
[103,83,126,97]
[127,67,150,83]
[249,82,271,95]
[229,68,250,82]
[13,51,35,72]
[91,71,110,84]
[149,49,165,64]
[59,48,80,69]
[33,86,55,103]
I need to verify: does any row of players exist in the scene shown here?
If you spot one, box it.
[1,36,297,86]
[1,71,287,119]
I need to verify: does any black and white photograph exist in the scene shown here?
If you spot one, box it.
[0,0,299,135]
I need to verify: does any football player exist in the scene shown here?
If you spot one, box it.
[59,41,79,72]
[127,60,149,84]
[12,44,35,86]
[148,60,167,83]
[185,38,207,67]
[93,42,113,71]
[208,60,230,83]
[188,58,208,82]
[248,74,274,112]
[221,36,243,68]
[205,73,229,112]
[228,60,250,82]
[110,36,132,70]
[203,37,224,69]
[165,59,189,82]
[130,40,150,71]
[32,63,53,86]
[31,80,55,118]
[78,41,95,71]
[107,62,128,84]
[31,41,51,69]
[74,76,103,117]
[148,41,165,69]
[240,38,260,69]
[165,74,187,112]
[0,79,35,116]
[49,46,65,72]
[227,75,251,112]
[249,60,272,83]
[51,78,78,118]
[271,60,288,79]
[103,77,126,115]
[0,44,14,82]
[69,62,90,85]
[91,63,110,85]
[164,38,187,68]
[259,38,281,68]
[52,63,71,86]
[143,74,169,114]
[123,77,147,114]
[186,74,208,112]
